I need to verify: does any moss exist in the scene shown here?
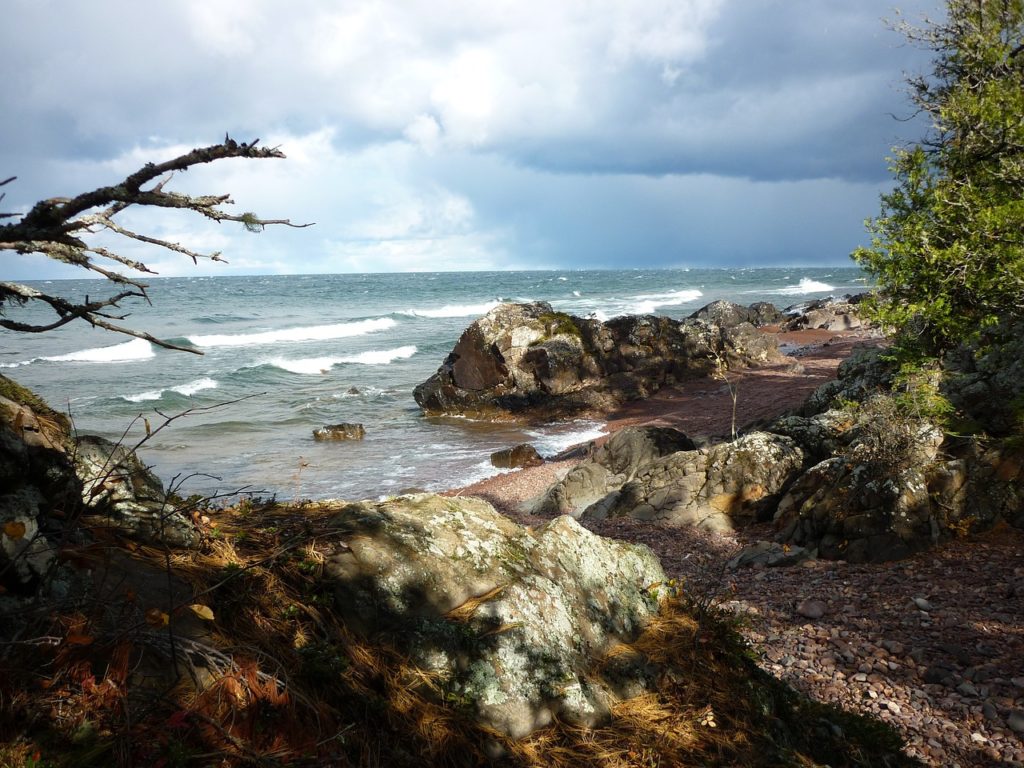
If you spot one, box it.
[0,374,70,432]
[529,311,582,345]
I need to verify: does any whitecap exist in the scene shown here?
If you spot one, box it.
[1,338,155,368]
[627,288,703,315]
[399,301,500,319]
[187,317,396,348]
[525,421,608,456]
[121,377,219,403]
[266,345,417,375]
[764,278,836,296]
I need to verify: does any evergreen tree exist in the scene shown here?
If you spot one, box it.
[854,0,1024,355]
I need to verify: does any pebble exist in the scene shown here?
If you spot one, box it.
[797,598,827,620]
[1008,711,1024,735]
[913,596,934,612]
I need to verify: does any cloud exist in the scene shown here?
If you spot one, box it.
[0,0,944,277]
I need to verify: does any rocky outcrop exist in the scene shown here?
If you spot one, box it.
[941,320,1024,435]
[74,435,195,548]
[490,443,543,469]
[688,299,783,328]
[323,493,666,738]
[537,428,804,532]
[784,294,872,332]
[414,302,781,420]
[313,423,366,441]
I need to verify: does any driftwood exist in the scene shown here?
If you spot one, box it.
[0,136,312,353]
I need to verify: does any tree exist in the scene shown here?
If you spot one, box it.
[0,137,310,353]
[854,0,1024,356]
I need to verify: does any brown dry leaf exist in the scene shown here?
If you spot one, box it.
[188,604,215,621]
[145,608,169,628]
[66,634,94,646]
[3,520,26,540]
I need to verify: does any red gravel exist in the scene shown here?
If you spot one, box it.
[448,329,1024,767]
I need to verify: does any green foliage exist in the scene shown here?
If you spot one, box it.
[854,0,1024,355]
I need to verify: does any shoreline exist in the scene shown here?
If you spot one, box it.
[445,327,882,521]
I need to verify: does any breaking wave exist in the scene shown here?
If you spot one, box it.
[265,345,418,375]
[187,318,396,348]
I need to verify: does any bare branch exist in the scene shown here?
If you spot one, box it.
[0,135,313,351]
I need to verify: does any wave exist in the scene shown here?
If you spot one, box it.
[187,317,396,348]
[122,377,219,403]
[0,338,154,368]
[266,345,417,375]
[399,301,500,319]
[525,421,608,456]
[628,288,704,315]
[761,278,836,296]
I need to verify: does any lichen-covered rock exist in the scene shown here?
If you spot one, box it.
[0,379,77,587]
[322,494,665,738]
[585,432,805,531]
[726,540,815,570]
[414,302,781,420]
[801,346,897,415]
[767,409,857,463]
[74,435,195,548]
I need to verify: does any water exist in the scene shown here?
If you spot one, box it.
[0,268,866,501]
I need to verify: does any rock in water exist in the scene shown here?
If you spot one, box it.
[413,302,780,420]
[323,493,666,738]
[313,423,366,441]
[490,443,544,469]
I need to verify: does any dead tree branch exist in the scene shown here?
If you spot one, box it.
[0,136,314,353]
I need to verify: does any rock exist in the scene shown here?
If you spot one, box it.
[414,302,781,420]
[345,386,361,395]
[912,597,933,612]
[323,494,666,738]
[727,541,815,570]
[784,295,872,333]
[1007,710,1024,734]
[313,423,366,441]
[590,432,804,531]
[490,443,544,469]
[534,426,695,517]
[74,435,195,548]
[688,300,783,328]
[797,599,827,620]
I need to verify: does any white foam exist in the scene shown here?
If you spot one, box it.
[766,278,836,296]
[1,338,155,368]
[525,422,608,456]
[628,288,703,315]
[122,377,219,403]
[267,345,417,375]
[400,301,500,319]
[187,317,396,348]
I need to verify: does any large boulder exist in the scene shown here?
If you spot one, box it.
[536,429,804,532]
[322,493,666,738]
[414,302,781,420]
[74,435,195,548]
[534,426,696,517]
[584,432,805,530]
[0,378,77,588]
[688,299,783,328]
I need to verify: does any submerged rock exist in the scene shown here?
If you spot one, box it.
[323,493,666,738]
[313,423,366,441]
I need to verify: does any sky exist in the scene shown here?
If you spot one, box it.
[0,0,943,279]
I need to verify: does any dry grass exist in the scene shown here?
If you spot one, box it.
[0,499,918,767]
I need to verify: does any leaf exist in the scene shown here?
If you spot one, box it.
[3,520,26,540]
[66,633,94,646]
[145,608,169,628]
[188,604,215,621]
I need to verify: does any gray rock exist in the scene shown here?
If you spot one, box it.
[783,296,872,333]
[727,540,815,570]
[912,597,934,612]
[74,435,194,548]
[323,494,666,738]
[1008,710,1024,734]
[313,423,366,441]
[797,599,827,620]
